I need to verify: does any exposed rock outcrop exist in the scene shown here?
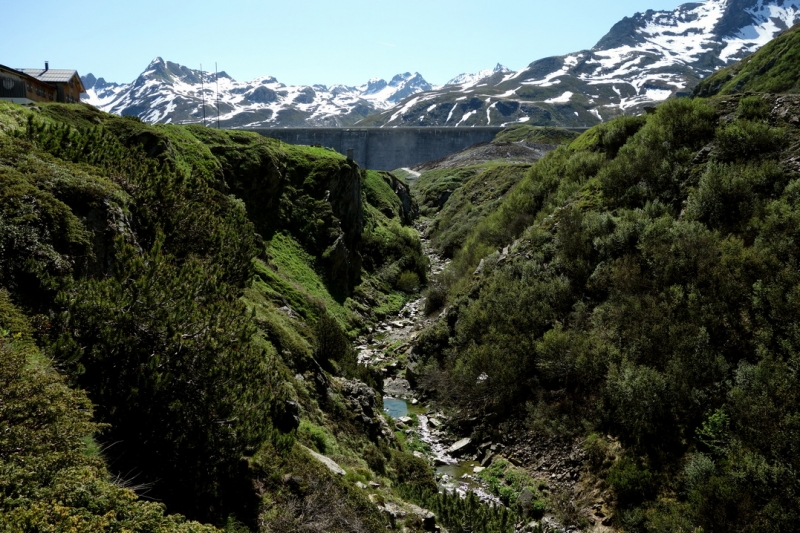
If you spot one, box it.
[335,377,393,441]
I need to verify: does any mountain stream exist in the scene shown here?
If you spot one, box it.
[356,225,502,507]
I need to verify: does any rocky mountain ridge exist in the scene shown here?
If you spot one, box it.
[81,58,433,127]
[81,0,800,129]
[359,0,800,128]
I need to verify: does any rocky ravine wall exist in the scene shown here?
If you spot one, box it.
[247,127,507,170]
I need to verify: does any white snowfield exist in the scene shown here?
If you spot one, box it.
[557,0,800,96]
[444,64,511,91]
[544,91,574,104]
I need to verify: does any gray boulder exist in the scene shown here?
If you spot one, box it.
[447,438,472,456]
[384,377,412,398]
[301,445,346,476]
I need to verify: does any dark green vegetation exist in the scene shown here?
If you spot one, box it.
[415,93,800,531]
[694,23,800,96]
[419,163,533,258]
[0,292,217,531]
[0,101,431,531]
[492,125,581,145]
[399,487,518,533]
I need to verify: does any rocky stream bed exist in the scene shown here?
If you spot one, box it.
[350,224,601,532]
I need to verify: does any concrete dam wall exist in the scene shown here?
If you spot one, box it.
[248,127,506,170]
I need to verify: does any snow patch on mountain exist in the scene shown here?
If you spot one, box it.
[81,0,800,129]
[446,64,511,90]
[544,91,573,104]
[718,1,800,60]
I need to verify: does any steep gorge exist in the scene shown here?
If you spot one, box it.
[6,22,800,530]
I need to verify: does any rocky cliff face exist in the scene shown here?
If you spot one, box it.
[320,162,365,296]
[206,138,365,297]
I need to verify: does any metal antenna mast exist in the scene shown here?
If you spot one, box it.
[200,63,207,126]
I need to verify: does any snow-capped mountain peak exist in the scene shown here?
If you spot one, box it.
[82,61,433,127]
[81,0,800,129]
[367,0,800,128]
[445,63,511,89]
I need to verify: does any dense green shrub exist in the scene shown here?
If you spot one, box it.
[389,449,437,493]
[607,456,657,507]
[714,120,785,163]
[569,115,646,156]
[598,98,717,209]
[396,270,420,292]
[50,236,279,521]
[313,312,354,369]
[738,95,771,120]
[0,302,217,532]
[416,96,800,531]
[606,360,671,449]
[685,161,786,234]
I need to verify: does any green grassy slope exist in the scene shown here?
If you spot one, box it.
[423,163,533,258]
[693,22,800,96]
[492,125,581,145]
[411,125,580,263]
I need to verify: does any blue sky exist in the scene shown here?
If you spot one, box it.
[6,0,686,87]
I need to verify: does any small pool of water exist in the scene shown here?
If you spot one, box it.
[383,397,408,418]
[436,461,480,483]
[437,460,497,501]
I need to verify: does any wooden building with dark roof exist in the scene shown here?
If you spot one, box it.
[0,62,85,104]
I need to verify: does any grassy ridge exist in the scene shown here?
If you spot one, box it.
[693,22,800,96]
[425,163,533,258]
[492,124,581,145]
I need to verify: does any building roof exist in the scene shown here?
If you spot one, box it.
[0,64,27,76]
[20,69,79,83]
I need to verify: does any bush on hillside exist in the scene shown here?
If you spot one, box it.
[416,96,800,531]
[0,299,217,532]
